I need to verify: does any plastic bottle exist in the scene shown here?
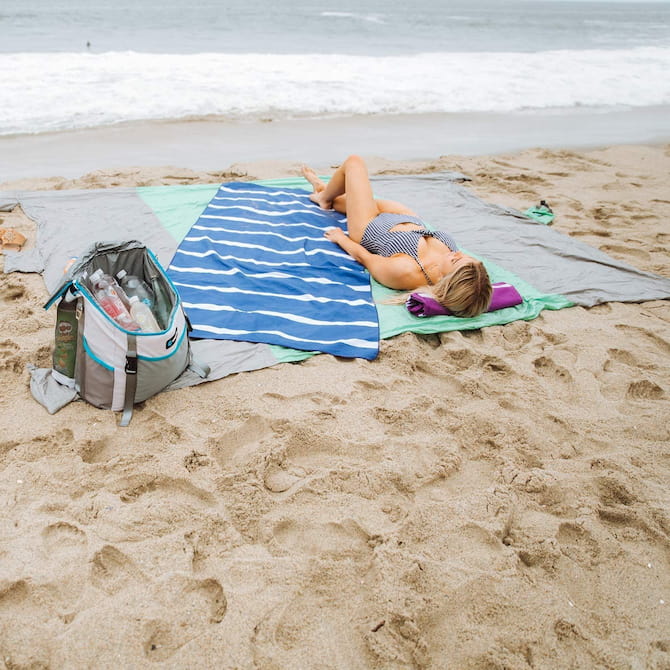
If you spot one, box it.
[129,295,160,332]
[52,289,79,386]
[149,274,172,330]
[89,268,140,330]
[116,269,154,308]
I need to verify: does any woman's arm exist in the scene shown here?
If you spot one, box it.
[325,228,418,290]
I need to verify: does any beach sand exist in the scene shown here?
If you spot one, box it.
[1,143,669,668]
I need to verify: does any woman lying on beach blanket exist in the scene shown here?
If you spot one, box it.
[302,155,492,318]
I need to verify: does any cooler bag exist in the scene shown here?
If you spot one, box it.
[46,240,197,425]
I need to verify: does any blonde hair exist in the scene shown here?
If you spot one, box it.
[431,260,492,317]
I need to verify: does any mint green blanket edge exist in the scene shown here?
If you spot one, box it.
[137,183,221,243]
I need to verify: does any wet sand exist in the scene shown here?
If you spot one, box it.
[2,105,670,182]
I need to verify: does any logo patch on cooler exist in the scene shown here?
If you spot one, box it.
[166,327,178,349]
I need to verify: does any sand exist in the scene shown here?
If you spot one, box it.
[0,143,669,669]
[3,105,670,183]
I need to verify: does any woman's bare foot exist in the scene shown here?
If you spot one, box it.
[301,165,325,192]
[301,165,332,209]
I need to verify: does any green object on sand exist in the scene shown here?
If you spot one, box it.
[524,200,554,225]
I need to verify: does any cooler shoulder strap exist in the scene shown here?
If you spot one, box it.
[120,332,138,427]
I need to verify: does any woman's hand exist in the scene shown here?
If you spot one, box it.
[324,227,348,245]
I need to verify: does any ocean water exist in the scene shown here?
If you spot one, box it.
[1,0,669,136]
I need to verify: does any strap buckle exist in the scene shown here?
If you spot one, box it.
[125,355,138,375]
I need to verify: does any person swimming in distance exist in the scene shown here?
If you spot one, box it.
[301,155,492,317]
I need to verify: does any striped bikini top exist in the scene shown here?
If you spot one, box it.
[361,212,460,285]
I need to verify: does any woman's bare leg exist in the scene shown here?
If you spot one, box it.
[301,166,419,222]
[301,163,420,223]
[301,166,349,213]
[302,156,378,243]
[301,165,326,193]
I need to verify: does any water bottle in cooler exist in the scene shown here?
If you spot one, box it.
[149,274,172,330]
[116,269,154,308]
[129,296,160,332]
[89,268,140,330]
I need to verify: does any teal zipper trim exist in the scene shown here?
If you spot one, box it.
[82,336,114,371]
[138,326,187,361]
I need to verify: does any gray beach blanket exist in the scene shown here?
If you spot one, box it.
[2,173,670,404]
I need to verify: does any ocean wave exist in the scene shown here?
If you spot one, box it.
[319,11,386,24]
[1,47,669,135]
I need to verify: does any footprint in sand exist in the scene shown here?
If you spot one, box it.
[0,279,25,302]
[365,614,432,668]
[596,475,637,508]
[460,329,485,343]
[440,523,506,572]
[480,354,513,375]
[89,544,148,595]
[501,321,532,349]
[589,205,618,226]
[36,522,89,612]
[133,409,187,447]
[183,450,211,472]
[598,347,654,399]
[587,303,613,317]
[599,243,650,261]
[571,230,612,239]
[263,463,306,494]
[184,518,239,572]
[529,325,568,346]
[142,576,226,662]
[592,472,653,534]
[556,522,601,567]
[31,343,53,368]
[603,180,639,192]
[276,420,351,464]
[21,428,75,462]
[0,339,22,373]
[626,379,664,400]
[116,473,215,506]
[440,346,478,371]
[351,379,387,393]
[600,347,647,390]
[533,356,573,383]
[0,437,19,458]
[41,521,88,559]
[605,347,638,368]
[620,201,655,215]
[80,437,117,464]
[539,414,579,447]
[271,517,372,558]
[207,413,272,467]
[252,595,376,669]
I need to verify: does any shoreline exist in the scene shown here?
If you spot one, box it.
[2,105,670,183]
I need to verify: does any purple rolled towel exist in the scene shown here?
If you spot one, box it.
[406,282,523,317]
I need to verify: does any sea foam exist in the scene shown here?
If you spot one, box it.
[1,47,669,135]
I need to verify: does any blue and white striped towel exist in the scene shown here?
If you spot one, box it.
[168,182,380,359]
